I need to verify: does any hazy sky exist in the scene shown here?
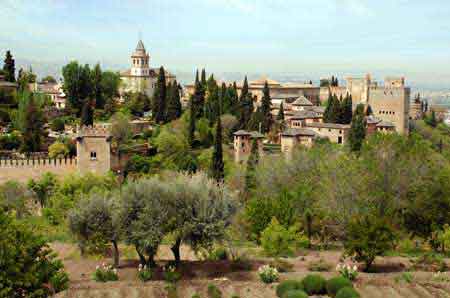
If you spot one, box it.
[2,0,450,87]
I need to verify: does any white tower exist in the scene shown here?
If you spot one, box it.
[130,40,150,76]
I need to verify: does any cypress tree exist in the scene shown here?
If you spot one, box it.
[277,102,285,121]
[200,69,207,92]
[247,107,264,132]
[342,94,353,124]
[3,51,15,82]
[260,81,272,133]
[240,76,249,101]
[329,95,341,123]
[81,99,94,126]
[188,97,196,147]
[211,114,224,182]
[21,94,44,153]
[205,84,220,125]
[91,63,104,109]
[153,66,167,123]
[229,83,239,116]
[323,93,334,122]
[192,77,205,119]
[237,93,254,130]
[348,104,366,152]
[245,138,259,195]
[220,83,232,114]
[166,80,182,121]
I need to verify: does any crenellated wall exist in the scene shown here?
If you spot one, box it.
[0,157,77,184]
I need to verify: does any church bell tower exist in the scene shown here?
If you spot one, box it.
[131,40,150,77]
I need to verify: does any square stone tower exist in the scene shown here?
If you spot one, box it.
[76,124,112,175]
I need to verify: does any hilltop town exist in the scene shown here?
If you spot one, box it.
[2,40,450,298]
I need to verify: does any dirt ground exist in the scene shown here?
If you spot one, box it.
[52,242,450,298]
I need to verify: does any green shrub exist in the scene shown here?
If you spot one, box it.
[276,280,304,297]
[326,276,353,297]
[307,258,332,272]
[163,265,181,283]
[137,264,152,282]
[192,294,201,298]
[92,264,118,282]
[282,290,308,298]
[260,217,305,257]
[206,246,228,261]
[207,284,222,298]
[336,287,360,298]
[302,274,327,295]
[258,265,279,283]
[344,215,397,271]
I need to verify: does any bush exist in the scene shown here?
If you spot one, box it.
[282,290,308,298]
[344,215,397,271]
[260,217,305,257]
[92,263,118,282]
[326,276,353,297]
[276,280,304,297]
[336,263,358,281]
[258,264,279,283]
[207,284,222,298]
[302,274,327,295]
[336,287,360,298]
[0,211,69,297]
[307,258,332,272]
[51,117,66,132]
[205,246,228,261]
[137,264,152,282]
[163,264,181,283]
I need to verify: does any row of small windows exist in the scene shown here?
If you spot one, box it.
[379,110,395,115]
[133,59,148,66]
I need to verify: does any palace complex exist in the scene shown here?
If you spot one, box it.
[232,74,413,162]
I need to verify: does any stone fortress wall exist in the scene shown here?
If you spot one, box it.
[0,157,77,184]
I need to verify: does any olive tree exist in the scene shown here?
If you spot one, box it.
[68,192,121,267]
[166,172,238,265]
[119,178,170,267]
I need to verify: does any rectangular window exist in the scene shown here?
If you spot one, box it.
[90,151,97,160]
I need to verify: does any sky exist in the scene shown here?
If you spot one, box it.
[2,0,450,89]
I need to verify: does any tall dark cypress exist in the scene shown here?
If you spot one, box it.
[192,76,205,119]
[348,104,366,152]
[166,80,182,121]
[260,81,272,133]
[238,93,254,130]
[188,97,196,147]
[200,69,207,89]
[342,94,353,124]
[153,66,167,123]
[81,99,94,126]
[277,102,285,121]
[21,94,44,153]
[211,114,224,182]
[3,51,16,82]
[240,76,249,101]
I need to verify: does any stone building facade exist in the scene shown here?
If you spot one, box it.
[233,130,265,163]
[0,125,115,183]
[120,40,176,99]
[320,75,410,135]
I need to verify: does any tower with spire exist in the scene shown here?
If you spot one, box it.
[131,40,150,76]
[120,39,176,99]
